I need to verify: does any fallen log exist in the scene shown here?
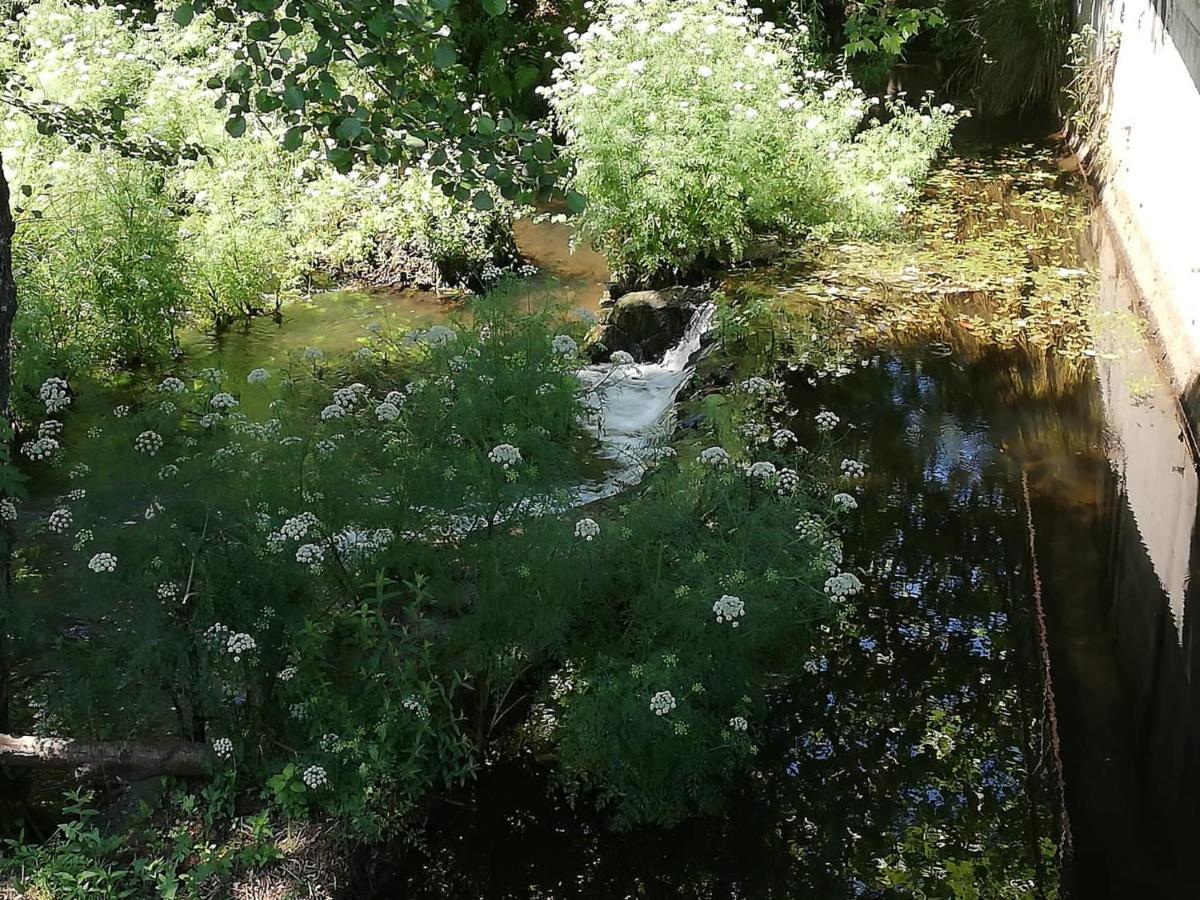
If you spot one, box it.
[0,733,209,777]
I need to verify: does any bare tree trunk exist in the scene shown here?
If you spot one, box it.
[0,152,16,734]
[0,733,209,777]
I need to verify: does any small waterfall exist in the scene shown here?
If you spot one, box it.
[420,302,716,538]
[573,301,716,504]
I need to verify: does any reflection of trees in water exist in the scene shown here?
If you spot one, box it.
[756,343,1093,896]
[381,345,1087,899]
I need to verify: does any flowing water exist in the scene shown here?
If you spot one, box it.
[10,145,1200,897]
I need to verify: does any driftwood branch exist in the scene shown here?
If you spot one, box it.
[0,733,209,777]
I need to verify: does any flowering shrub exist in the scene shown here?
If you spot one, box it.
[0,0,524,415]
[546,0,962,281]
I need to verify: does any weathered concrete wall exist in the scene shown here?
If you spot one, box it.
[1076,0,1200,414]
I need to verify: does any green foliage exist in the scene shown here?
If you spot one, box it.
[1,0,522,418]
[842,0,946,62]
[548,0,961,283]
[947,0,1072,116]
[181,0,568,198]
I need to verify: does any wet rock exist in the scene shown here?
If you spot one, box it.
[584,286,712,363]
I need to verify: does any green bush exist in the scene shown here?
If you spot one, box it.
[547,0,961,282]
[11,290,858,835]
[0,0,522,412]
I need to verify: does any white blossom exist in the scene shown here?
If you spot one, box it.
[210,392,239,412]
[739,376,773,396]
[320,404,345,421]
[488,443,522,469]
[771,428,796,447]
[39,377,71,413]
[88,552,117,573]
[402,696,431,720]
[832,492,858,511]
[574,518,600,541]
[278,666,298,682]
[38,420,64,439]
[246,368,271,385]
[713,594,745,626]
[650,690,677,716]
[212,737,234,759]
[134,431,164,455]
[296,543,325,566]
[156,582,180,601]
[22,437,58,461]
[825,572,864,598]
[375,401,401,422]
[814,410,840,431]
[840,458,866,478]
[699,446,731,467]
[552,334,578,356]
[746,461,777,480]
[729,715,748,732]
[0,498,17,522]
[159,377,186,394]
[47,508,72,534]
[301,765,329,789]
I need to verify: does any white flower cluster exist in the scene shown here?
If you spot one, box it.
[575,518,601,541]
[417,325,457,346]
[302,765,329,790]
[333,527,392,558]
[402,696,431,720]
[40,377,71,413]
[699,446,731,467]
[832,492,858,511]
[0,498,18,522]
[69,463,90,480]
[38,420,64,439]
[47,508,72,534]
[112,405,130,418]
[739,376,773,396]
[296,543,325,566]
[776,467,801,495]
[332,383,369,408]
[210,392,239,412]
[729,716,749,732]
[795,514,822,540]
[158,377,186,394]
[199,367,225,383]
[302,347,325,362]
[552,334,578,356]
[840,458,866,478]
[278,666,298,682]
[158,464,179,480]
[22,437,58,461]
[650,690,677,716]
[279,512,319,541]
[610,350,636,365]
[134,431,164,455]
[212,737,234,759]
[713,594,745,626]
[156,582,180,601]
[88,552,117,573]
[814,410,840,432]
[375,401,402,422]
[320,404,345,421]
[246,368,271,385]
[771,428,796,447]
[488,443,522,469]
[226,632,256,662]
[825,572,864,598]
[745,461,777,481]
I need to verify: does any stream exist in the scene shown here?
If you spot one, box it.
[10,142,1200,897]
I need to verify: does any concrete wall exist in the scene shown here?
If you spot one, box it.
[1076,0,1200,415]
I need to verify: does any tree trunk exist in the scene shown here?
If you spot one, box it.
[0,733,209,777]
[0,151,16,735]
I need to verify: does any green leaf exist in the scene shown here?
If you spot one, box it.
[225,116,247,138]
[471,191,494,211]
[476,115,496,137]
[282,85,305,110]
[173,2,194,26]
[432,41,457,69]
[566,190,587,214]
[335,116,363,141]
[482,0,507,15]
[282,125,306,151]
